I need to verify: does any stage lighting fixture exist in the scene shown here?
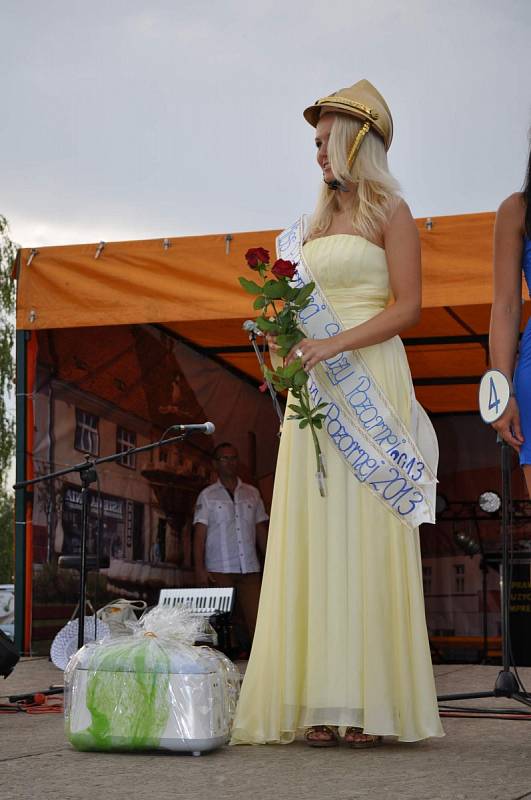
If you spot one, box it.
[453,530,481,556]
[478,491,501,514]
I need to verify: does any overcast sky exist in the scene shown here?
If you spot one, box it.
[1,0,530,248]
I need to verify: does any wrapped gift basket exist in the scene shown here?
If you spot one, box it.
[64,606,240,756]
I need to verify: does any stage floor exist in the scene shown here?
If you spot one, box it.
[2,658,530,800]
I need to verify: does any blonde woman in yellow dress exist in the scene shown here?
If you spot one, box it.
[231,80,444,747]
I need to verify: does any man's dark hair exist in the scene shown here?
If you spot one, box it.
[213,442,237,460]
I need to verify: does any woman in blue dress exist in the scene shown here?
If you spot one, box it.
[490,139,531,487]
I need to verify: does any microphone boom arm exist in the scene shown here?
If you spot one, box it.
[246,328,284,432]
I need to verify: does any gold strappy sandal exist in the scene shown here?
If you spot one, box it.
[304,725,339,747]
[344,727,383,748]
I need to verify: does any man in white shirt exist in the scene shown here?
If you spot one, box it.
[193,442,268,647]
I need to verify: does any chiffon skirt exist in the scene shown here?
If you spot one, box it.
[231,329,444,744]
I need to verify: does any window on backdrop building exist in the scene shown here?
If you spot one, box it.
[61,485,125,558]
[117,427,136,468]
[454,563,465,594]
[74,409,99,455]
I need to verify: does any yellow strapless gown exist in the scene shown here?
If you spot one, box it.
[231,235,444,744]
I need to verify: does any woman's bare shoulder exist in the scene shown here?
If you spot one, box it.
[384,197,418,240]
[497,192,525,227]
[386,196,411,221]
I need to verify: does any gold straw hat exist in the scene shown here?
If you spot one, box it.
[303,79,393,160]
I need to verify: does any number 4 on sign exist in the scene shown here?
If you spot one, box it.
[478,370,510,425]
[489,377,500,415]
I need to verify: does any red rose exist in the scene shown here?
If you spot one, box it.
[245,247,270,270]
[271,258,297,279]
[258,380,268,393]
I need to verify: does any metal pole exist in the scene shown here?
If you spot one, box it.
[77,469,95,649]
[500,441,512,671]
[14,330,28,653]
[481,560,488,663]
[493,440,519,695]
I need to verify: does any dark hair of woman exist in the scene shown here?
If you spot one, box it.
[523,137,531,236]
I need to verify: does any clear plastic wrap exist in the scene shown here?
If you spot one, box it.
[96,599,147,637]
[64,606,241,755]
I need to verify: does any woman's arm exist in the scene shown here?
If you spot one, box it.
[490,193,525,450]
[489,194,524,380]
[286,200,421,369]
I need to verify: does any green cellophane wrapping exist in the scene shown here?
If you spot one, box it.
[68,637,171,751]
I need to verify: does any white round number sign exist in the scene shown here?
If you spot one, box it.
[478,369,511,424]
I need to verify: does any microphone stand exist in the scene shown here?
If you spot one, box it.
[246,328,284,431]
[14,430,190,650]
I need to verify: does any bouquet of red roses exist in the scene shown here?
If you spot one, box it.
[239,247,327,494]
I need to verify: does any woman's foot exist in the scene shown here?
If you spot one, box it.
[344,727,383,748]
[304,725,339,747]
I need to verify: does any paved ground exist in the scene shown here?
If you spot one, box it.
[1,658,531,800]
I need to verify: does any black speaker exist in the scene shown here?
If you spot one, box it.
[0,629,20,678]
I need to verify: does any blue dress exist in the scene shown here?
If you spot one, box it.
[513,236,531,464]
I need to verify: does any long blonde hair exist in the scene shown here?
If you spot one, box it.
[308,112,401,242]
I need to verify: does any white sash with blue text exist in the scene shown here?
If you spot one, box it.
[276,216,438,529]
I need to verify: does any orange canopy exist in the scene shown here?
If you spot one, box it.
[16,211,527,414]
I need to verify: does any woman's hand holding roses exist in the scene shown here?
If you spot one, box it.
[286,336,342,372]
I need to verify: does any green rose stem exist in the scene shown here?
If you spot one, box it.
[298,381,327,497]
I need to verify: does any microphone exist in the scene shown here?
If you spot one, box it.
[324,178,348,192]
[168,422,216,435]
[243,319,264,336]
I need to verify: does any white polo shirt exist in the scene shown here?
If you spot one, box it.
[193,479,269,573]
